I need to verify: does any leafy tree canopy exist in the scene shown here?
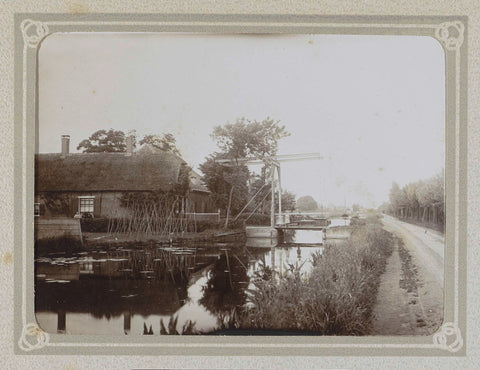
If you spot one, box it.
[389,182,406,208]
[77,129,182,156]
[388,169,444,211]
[201,118,290,217]
[139,133,181,156]
[199,154,249,215]
[277,190,296,212]
[211,117,290,161]
[296,195,318,212]
[352,203,361,213]
[77,129,128,153]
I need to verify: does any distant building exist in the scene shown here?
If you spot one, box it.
[34,135,213,218]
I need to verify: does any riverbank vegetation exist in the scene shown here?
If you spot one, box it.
[150,219,395,336]
[227,222,394,335]
[36,214,394,335]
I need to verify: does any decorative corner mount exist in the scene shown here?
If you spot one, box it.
[435,21,465,52]
[21,19,50,48]
[432,322,463,352]
[18,323,50,352]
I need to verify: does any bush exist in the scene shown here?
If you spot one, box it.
[350,216,366,226]
[80,218,110,232]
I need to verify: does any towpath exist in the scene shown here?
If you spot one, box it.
[372,215,444,335]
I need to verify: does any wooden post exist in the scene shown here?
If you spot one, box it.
[180,197,184,232]
[225,185,234,229]
[270,165,275,228]
[57,310,66,334]
[277,165,282,224]
[124,311,131,335]
[225,250,234,290]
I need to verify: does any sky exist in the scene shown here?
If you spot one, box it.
[38,33,445,208]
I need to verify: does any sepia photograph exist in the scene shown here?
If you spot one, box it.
[33,32,446,337]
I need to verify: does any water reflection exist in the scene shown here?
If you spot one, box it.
[35,231,334,335]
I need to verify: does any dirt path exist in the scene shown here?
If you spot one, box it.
[373,216,444,335]
[372,239,413,334]
[381,215,444,285]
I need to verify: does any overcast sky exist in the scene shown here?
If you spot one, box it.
[38,33,445,208]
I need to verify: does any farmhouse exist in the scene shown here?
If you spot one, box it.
[34,135,213,219]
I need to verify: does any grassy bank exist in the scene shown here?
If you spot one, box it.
[227,220,394,335]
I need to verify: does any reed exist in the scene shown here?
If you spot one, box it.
[159,316,198,335]
[234,222,394,335]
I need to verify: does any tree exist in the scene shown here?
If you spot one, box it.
[389,182,405,209]
[276,190,296,212]
[77,129,129,153]
[296,196,318,212]
[417,170,444,207]
[388,169,444,222]
[404,182,420,217]
[201,118,290,221]
[211,117,290,162]
[139,133,181,156]
[199,154,249,216]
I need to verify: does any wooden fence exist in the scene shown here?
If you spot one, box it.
[184,212,221,223]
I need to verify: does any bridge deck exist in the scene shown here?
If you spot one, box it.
[275,225,326,231]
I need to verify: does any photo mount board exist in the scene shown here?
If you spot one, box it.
[14,13,467,356]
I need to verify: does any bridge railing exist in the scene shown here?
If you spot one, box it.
[274,213,331,227]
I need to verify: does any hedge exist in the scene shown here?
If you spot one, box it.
[80,218,110,233]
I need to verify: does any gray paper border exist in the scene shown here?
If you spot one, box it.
[13,13,468,356]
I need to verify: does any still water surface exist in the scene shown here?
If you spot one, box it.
[35,229,337,335]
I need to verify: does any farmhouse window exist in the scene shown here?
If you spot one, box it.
[78,196,95,216]
[34,203,40,217]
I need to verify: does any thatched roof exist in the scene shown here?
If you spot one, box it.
[35,148,209,193]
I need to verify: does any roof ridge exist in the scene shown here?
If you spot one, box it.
[35,151,206,193]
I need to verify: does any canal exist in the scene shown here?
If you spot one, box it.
[35,228,345,335]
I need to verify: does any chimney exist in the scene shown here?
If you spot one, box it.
[125,135,133,155]
[61,135,70,155]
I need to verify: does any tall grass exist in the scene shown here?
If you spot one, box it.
[235,222,394,335]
